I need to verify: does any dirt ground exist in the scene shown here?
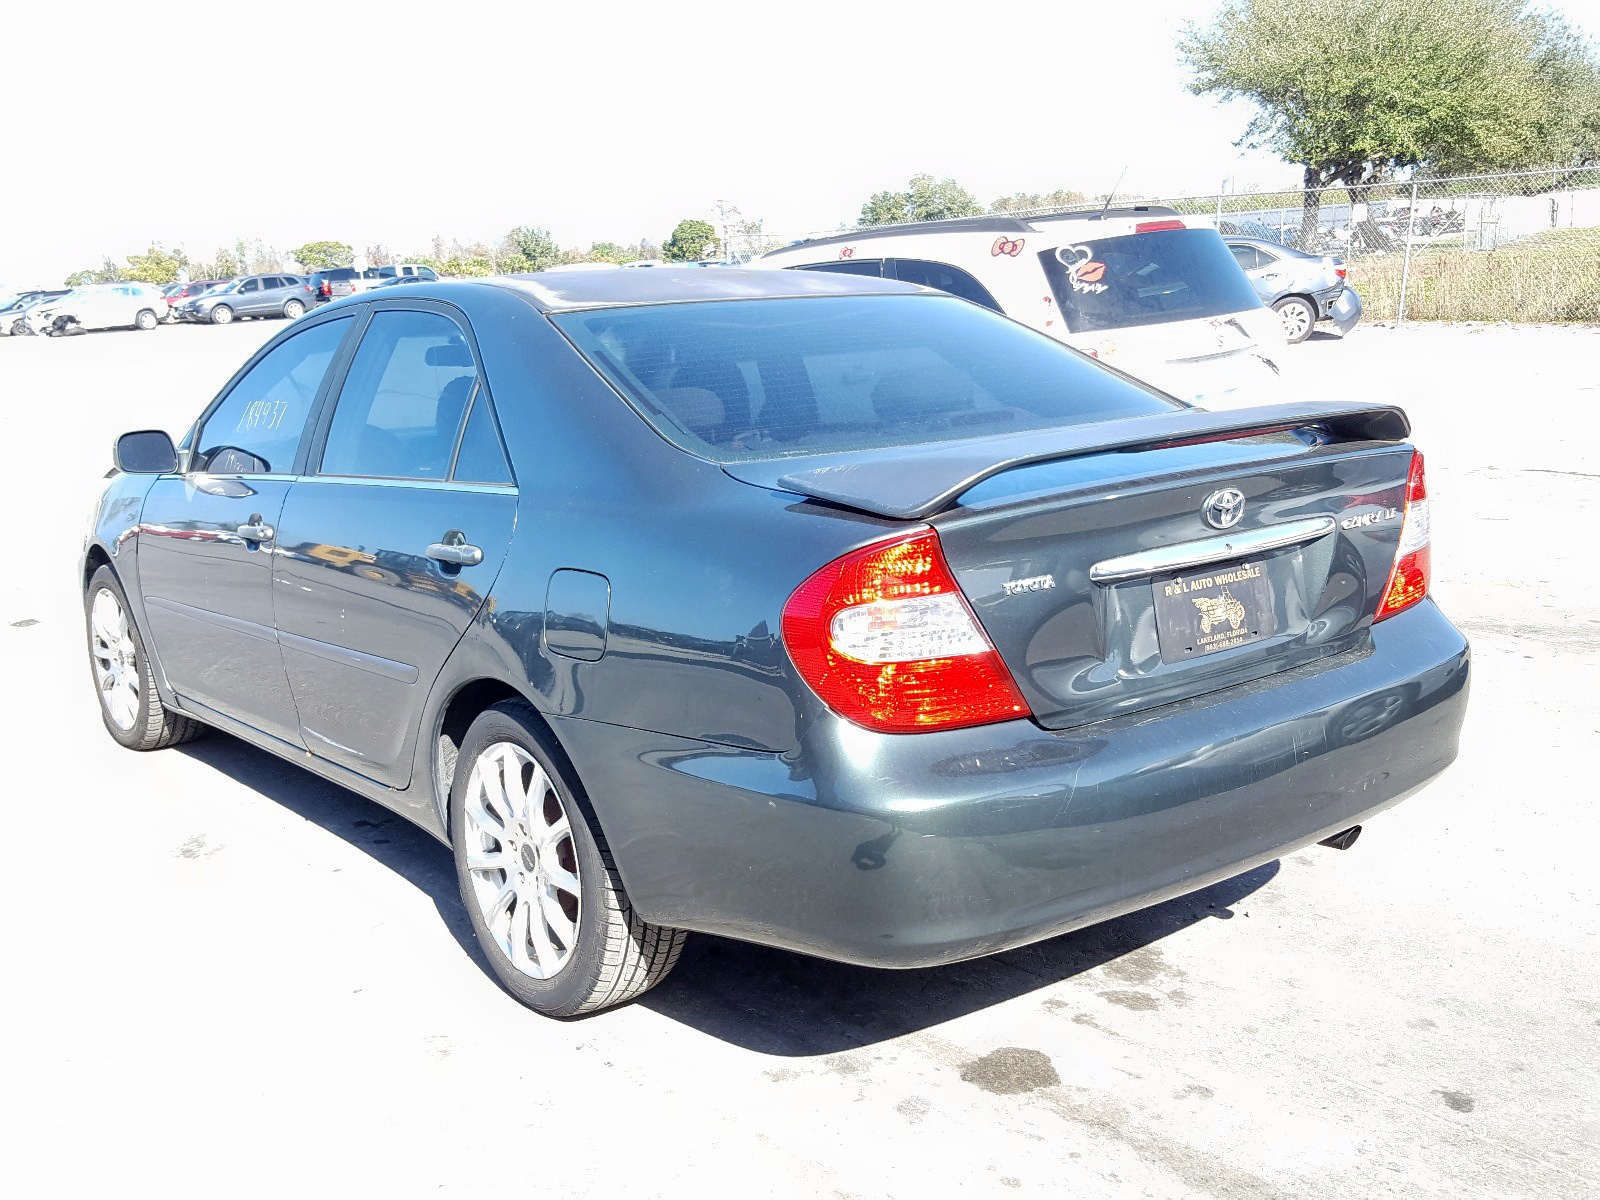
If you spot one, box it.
[1,317,1596,1198]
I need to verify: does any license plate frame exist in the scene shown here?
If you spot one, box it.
[1153,558,1278,664]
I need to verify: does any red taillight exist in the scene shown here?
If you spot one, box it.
[1336,266,1348,279]
[1135,219,1186,233]
[1375,451,1431,620]
[781,529,1031,733]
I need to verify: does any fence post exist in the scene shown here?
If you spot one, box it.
[1396,178,1419,324]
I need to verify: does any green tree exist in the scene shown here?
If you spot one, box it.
[64,257,125,286]
[504,225,559,272]
[990,188,1088,215]
[193,248,241,282]
[663,218,719,261]
[290,240,354,271]
[124,244,190,285]
[858,173,982,226]
[1181,0,1600,247]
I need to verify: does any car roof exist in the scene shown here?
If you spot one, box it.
[494,266,925,312]
[778,206,1182,253]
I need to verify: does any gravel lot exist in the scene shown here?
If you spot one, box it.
[2,317,1596,1198]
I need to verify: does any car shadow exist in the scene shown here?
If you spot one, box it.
[178,733,1278,1054]
[638,862,1277,1055]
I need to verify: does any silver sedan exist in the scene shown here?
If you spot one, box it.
[1227,237,1363,343]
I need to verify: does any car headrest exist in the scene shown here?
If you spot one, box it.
[425,341,473,367]
[656,387,725,437]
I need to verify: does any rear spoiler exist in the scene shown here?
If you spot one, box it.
[721,402,1410,521]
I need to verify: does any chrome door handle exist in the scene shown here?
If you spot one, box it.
[237,519,275,542]
[427,531,483,567]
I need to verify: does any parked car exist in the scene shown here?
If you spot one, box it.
[0,289,69,336]
[83,269,1468,1017]
[753,209,1287,407]
[1225,236,1362,343]
[375,263,438,282]
[175,274,314,324]
[24,283,167,335]
[163,279,228,320]
[308,267,358,304]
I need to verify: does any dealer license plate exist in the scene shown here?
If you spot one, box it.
[1153,559,1278,663]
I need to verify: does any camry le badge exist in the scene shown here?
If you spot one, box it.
[1202,488,1246,530]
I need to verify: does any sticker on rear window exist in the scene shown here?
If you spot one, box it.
[1057,245,1108,294]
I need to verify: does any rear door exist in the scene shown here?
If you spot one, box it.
[271,303,517,786]
[137,314,356,743]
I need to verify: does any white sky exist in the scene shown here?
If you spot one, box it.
[4,0,1599,287]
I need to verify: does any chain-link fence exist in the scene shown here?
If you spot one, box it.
[777,166,1600,324]
[1165,166,1600,323]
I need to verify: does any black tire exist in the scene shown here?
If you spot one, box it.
[134,308,158,331]
[85,565,204,751]
[282,299,305,320]
[1273,295,1318,344]
[450,700,686,1016]
[209,304,234,325]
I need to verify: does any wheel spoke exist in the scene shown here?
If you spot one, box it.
[484,881,515,928]
[466,847,507,874]
[537,886,576,949]
[529,897,562,975]
[543,862,580,898]
[537,813,570,851]
[498,745,530,818]
[508,891,536,973]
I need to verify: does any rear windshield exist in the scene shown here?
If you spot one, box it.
[552,294,1180,463]
[1039,228,1262,333]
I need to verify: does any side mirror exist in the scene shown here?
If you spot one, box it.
[114,430,177,474]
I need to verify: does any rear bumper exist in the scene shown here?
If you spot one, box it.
[1327,287,1363,333]
[558,599,1468,968]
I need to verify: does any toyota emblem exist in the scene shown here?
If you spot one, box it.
[1202,488,1246,530]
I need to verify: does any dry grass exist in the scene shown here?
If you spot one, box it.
[1352,227,1600,322]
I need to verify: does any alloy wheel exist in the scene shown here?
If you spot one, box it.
[1277,299,1313,342]
[89,588,140,731]
[462,741,582,979]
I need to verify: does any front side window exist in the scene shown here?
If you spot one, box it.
[554,294,1178,464]
[196,317,351,473]
[1038,228,1265,333]
[241,278,261,293]
[319,310,478,480]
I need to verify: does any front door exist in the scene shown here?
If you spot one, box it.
[137,314,355,744]
[272,305,516,787]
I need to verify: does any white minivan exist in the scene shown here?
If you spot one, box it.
[753,208,1286,406]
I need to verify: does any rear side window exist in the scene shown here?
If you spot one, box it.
[1039,228,1264,333]
[452,395,514,485]
[554,294,1178,463]
[797,260,885,279]
[886,259,1000,311]
[1229,244,1263,271]
[319,310,478,479]
[196,317,351,473]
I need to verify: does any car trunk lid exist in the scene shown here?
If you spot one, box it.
[733,402,1415,729]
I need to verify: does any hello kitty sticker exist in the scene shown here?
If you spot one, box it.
[991,237,1025,257]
